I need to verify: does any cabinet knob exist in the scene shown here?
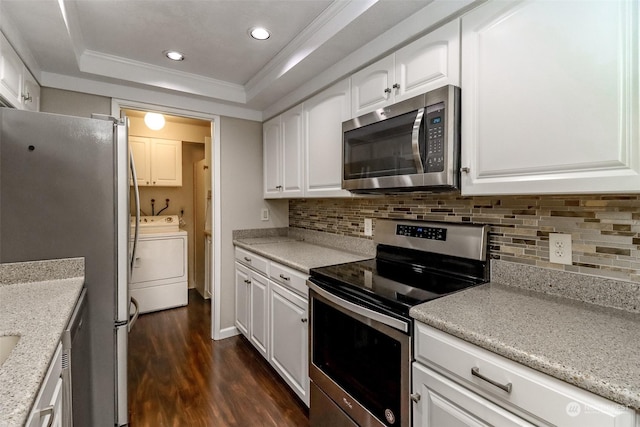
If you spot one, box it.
[410,393,421,403]
[392,83,400,90]
[300,318,308,323]
[384,88,392,94]
[22,92,32,102]
[461,167,470,173]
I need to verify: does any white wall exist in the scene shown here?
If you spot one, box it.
[40,87,111,117]
[219,116,288,331]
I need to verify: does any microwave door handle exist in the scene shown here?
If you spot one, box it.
[412,108,425,174]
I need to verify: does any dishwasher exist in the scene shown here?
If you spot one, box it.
[62,288,91,427]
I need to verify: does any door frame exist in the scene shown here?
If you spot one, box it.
[111,98,224,340]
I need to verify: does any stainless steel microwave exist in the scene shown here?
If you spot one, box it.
[342,85,460,193]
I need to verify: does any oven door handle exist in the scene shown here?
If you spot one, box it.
[309,281,409,333]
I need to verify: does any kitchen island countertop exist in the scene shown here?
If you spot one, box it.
[410,281,640,410]
[0,258,84,427]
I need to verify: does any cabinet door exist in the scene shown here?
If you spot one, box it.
[22,67,40,112]
[412,362,535,427]
[269,280,309,406]
[461,0,640,195]
[151,139,182,186]
[281,105,304,197]
[129,136,151,186]
[263,116,282,198]
[234,263,250,337]
[350,55,394,117]
[0,33,23,108]
[249,272,269,358]
[303,78,352,198]
[394,19,460,103]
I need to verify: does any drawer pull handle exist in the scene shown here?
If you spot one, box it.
[279,274,290,281]
[471,367,512,393]
[410,393,421,403]
[244,279,251,284]
[244,257,251,262]
[301,318,308,323]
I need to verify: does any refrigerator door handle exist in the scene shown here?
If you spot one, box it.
[128,297,139,332]
[129,148,140,275]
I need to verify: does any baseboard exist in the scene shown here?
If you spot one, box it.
[214,325,239,341]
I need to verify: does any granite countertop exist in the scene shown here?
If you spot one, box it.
[0,258,85,427]
[410,281,640,410]
[234,237,372,273]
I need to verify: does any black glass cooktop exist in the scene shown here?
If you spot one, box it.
[309,245,487,318]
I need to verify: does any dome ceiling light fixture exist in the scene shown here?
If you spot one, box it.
[164,50,185,61]
[249,27,270,40]
[144,112,165,131]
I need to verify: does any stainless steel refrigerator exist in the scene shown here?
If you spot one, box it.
[0,108,135,427]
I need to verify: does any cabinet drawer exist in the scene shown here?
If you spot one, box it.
[235,247,269,276]
[415,323,634,427]
[270,262,308,298]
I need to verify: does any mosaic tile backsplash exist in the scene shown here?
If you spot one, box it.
[289,194,640,283]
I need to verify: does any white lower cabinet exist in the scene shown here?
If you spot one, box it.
[413,363,534,427]
[269,279,309,405]
[234,247,310,406]
[234,258,269,360]
[413,323,636,427]
[26,343,65,427]
[249,272,269,358]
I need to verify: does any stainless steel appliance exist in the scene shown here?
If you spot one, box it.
[62,288,89,427]
[342,85,460,193]
[308,219,489,427]
[0,108,138,427]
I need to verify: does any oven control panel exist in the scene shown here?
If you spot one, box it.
[396,224,447,241]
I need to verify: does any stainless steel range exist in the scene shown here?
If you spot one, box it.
[307,219,490,427]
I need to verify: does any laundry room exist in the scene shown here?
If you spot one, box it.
[125,109,212,313]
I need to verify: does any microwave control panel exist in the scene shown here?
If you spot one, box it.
[425,102,445,172]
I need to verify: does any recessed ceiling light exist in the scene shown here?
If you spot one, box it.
[164,50,185,61]
[249,27,270,40]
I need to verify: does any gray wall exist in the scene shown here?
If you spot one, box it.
[219,116,288,331]
[40,87,111,117]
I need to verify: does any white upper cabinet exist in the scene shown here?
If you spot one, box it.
[263,105,304,199]
[460,0,640,195]
[0,32,40,111]
[351,19,461,117]
[303,78,352,198]
[130,136,182,187]
[263,116,282,197]
[0,32,23,108]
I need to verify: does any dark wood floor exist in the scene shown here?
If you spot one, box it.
[128,289,310,427]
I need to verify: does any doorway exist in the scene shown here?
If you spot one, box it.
[113,99,222,339]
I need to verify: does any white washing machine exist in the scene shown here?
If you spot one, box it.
[129,215,188,314]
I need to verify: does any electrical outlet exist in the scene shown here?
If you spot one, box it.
[261,208,269,221]
[364,218,373,236]
[549,233,572,265]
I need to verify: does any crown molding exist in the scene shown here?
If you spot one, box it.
[244,0,378,103]
[78,50,247,104]
[40,71,262,121]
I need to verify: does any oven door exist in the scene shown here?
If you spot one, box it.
[308,280,411,427]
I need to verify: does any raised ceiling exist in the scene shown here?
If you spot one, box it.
[0,0,452,114]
